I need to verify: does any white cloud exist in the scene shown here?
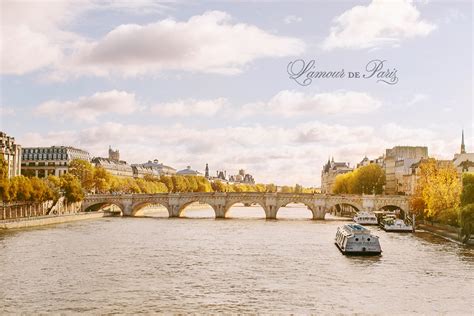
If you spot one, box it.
[59,11,305,78]
[284,15,303,24]
[150,98,228,117]
[406,93,428,106]
[35,90,139,122]
[17,120,455,186]
[0,0,87,75]
[322,0,436,50]
[240,90,381,117]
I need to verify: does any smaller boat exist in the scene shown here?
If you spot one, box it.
[380,216,413,232]
[353,211,378,225]
[335,224,382,255]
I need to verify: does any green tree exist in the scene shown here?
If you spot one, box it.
[461,173,474,206]
[459,203,474,243]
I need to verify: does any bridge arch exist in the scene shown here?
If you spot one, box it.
[275,201,318,219]
[224,200,267,218]
[377,204,407,217]
[83,201,125,214]
[178,201,219,218]
[130,201,171,217]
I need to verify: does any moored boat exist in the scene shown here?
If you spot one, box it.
[335,223,382,255]
[380,216,413,232]
[353,211,378,225]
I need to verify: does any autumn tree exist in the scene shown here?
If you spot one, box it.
[60,173,84,202]
[68,159,94,191]
[93,167,112,193]
[351,164,386,194]
[332,173,354,194]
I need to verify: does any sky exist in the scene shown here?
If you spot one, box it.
[0,0,473,186]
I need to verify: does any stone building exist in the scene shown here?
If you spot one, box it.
[131,165,159,178]
[91,147,134,178]
[229,169,255,184]
[321,158,353,194]
[177,166,202,176]
[134,159,177,176]
[384,146,428,194]
[21,146,90,178]
[0,131,21,178]
[453,130,474,174]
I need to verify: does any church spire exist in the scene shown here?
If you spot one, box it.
[461,129,466,154]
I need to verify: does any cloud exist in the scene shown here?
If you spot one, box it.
[17,121,454,186]
[240,90,381,117]
[35,90,139,122]
[150,98,228,117]
[59,11,305,78]
[284,15,303,24]
[0,0,87,75]
[406,93,428,106]
[322,0,436,50]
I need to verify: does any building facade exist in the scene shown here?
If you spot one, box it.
[92,147,134,178]
[453,130,474,174]
[21,146,90,178]
[134,159,177,176]
[384,146,428,194]
[177,166,202,176]
[0,131,21,178]
[321,158,353,194]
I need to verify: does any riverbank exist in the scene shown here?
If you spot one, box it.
[0,212,117,230]
[417,221,474,245]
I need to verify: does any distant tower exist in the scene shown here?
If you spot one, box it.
[108,146,120,162]
[205,163,209,178]
[461,129,466,154]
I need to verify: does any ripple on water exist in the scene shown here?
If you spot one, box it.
[0,206,473,314]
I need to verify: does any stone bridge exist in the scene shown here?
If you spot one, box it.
[82,192,410,219]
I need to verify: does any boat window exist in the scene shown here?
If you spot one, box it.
[367,238,371,241]
[355,238,359,241]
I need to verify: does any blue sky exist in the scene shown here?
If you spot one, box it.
[0,0,472,186]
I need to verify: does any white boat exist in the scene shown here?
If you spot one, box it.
[335,224,382,255]
[380,217,413,232]
[353,211,378,225]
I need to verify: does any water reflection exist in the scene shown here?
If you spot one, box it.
[1,205,472,314]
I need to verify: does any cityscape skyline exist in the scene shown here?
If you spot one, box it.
[1,0,472,186]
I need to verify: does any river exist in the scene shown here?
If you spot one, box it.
[1,204,473,314]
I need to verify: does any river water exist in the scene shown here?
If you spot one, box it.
[1,204,473,314]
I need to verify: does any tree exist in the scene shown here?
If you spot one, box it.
[171,176,188,192]
[93,167,112,193]
[461,173,474,206]
[68,159,94,191]
[351,164,386,194]
[211,180,227,192]
[423,164,461,220]
[332,173,354,194]
[60,173,84,203]
[459,204,474,243]
[9,176,33,201]
[266,183,277,193]
[160,176,174,192]
[0,156,8,180]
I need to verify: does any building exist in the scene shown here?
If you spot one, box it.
[134,159,177,176]
[321,158,353,194]
[21,146,90,178]
[229,169,255,184]
[384,146,428,194]
[453,130,474,174]
[91,147,134,178]
[356,155,385,169]
[0,131,21,178]
[177,166,202,176]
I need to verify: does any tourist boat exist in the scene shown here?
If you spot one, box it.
[353,211,378,225]
[335,224,382,255]
[380,216,413,232]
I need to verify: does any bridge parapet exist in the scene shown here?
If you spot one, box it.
[82,193,410,219]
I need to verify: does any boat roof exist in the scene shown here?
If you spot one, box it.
[341,223,371,234]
